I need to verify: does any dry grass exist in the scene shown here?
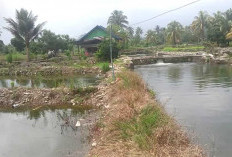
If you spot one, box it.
[88,70,204,157]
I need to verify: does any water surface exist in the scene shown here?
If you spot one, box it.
[135,63,232,157]
[0,109,91,157]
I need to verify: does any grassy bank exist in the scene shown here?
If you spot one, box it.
[88,69,203,156]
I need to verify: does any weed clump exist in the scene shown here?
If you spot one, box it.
[115,105,167,150]
[101,62,110,73]
[6,53,12,63]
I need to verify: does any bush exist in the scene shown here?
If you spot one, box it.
[65,50,72,60]
[6,53,12,63]
[95,39,119,61]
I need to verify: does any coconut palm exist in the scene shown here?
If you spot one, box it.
[108,10,128,29]
[4,8,46,61]
[166,21,183,45]
[145,29,156,45]
[191,11,209,41]
[134,27,143,45]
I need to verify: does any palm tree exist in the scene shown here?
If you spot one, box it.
[145,29,156,45]
[4,9,46,61]
[166,21,183,45]
[191,11,209,41]
[134,27,143,45]
[108,10,128,29]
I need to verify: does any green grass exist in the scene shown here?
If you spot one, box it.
[96,62,110,73]
[115,105,167,150]
[0,53,27,62]
[162,45,204,52]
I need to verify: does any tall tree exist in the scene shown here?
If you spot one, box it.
[166,21,183,45]
[145,29,156,46]
[191,11,209,41]
[108,10,128,29]
[4,8,46,61]
[134,27,143,46]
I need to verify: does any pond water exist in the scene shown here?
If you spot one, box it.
[0,75,100,88]
[0,108,92,157]
[135,63,232,157]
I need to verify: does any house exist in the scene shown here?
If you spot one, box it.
[76,25,120,54]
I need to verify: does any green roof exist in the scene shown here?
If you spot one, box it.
[77,25,120,42]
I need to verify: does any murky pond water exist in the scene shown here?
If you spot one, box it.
[135,63,232,157]
[0,108,93,157]
[0,75,100,88]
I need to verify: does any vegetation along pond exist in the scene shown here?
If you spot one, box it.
[135,63,232,157]
[0,75,101,88]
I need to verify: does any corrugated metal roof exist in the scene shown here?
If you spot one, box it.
[76,25,120,43]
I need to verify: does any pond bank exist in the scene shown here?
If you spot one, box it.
[0,86,97,110]
[0,58,101,76]
[87,59,204,157]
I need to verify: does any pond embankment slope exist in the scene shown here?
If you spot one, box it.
[87,57,204,157]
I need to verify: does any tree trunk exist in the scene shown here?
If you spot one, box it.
[26,42,30,62]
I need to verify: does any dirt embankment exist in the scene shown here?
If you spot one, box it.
[0,87,97,109]
[86,66,204,156]
[0,60,100,76]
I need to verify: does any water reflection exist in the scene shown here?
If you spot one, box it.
[191,64,232,89]
[0,107,92,157]
[135,63,232,157]
[0,75,100,88]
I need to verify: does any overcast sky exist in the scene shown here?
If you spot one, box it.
[1,0,232,44]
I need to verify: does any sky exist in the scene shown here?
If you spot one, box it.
[0,0,232,44]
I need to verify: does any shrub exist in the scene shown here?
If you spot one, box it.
[11,82,15,88]
[95,39,119,61]
[6,53,12,63]
[65,50,72,60]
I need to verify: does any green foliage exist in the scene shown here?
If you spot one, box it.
[134,27,143,46]
[167,21,183,45]
[11,37,25,52]
[162,45,204,52]
[65,50,72,60]
[98,62,110,73]
[95,39,119,61]
[115,105,166,150]
[0,40,5,53]
[10,82,15,88]
[6,53,12,63]
[4,8,46,61]
[108,10,128,28]
[148,89,156,97]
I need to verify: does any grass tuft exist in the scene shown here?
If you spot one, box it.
[115,105,167,150]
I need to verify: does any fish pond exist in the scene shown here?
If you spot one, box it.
[135,63,232,157]
[0,106,96,157]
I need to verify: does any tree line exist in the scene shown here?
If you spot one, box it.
[1,8,232,61]
[107,9,232,48]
